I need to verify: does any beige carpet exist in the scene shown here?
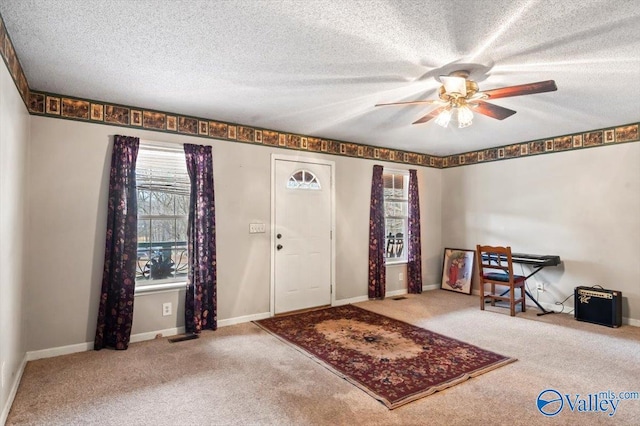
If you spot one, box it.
[7,290,640,425]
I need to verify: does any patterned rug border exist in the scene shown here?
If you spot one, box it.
[254,305,517,409]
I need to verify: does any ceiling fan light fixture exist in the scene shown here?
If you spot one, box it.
[457,105,474,128]
[441,76,467,97]
[375,69,557,129]
[435,108,452,128]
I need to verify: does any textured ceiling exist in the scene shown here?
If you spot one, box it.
[1,0,639,156]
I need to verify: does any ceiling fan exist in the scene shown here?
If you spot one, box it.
[375,71,557,128]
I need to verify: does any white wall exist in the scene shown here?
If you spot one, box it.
[0,64,29,420]
[26,116,442,352]
[442,144,640,323]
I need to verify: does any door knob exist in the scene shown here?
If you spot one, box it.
[277,244,283,250]
[277,233,282,239]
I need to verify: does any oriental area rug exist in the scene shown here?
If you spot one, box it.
[255,305,516,409]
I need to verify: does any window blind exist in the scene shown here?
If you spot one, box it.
[136,144,190,196]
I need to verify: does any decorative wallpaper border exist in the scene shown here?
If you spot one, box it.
[0,13,30,106]
[25,88,640,169]
[1,12,638,169]
[26,90,443,167]
[441,122,639,168]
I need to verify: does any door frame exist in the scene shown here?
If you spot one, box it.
[270,153,336,316]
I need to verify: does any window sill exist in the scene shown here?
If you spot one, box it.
[135,281,187,296]
[385,260,408,266]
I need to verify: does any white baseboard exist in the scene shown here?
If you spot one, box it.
[1,354,27,426]
[471,290,639,326]
[25,312,273,363]
[385,289,408,298]
[537,300,639,326]
[532,299,564,314]
[335,285,440,306]
[26,342,93,361]
[334,295,369,306]
[472,289,565,313]
[27,328,185,361]
[129,327,185,344]
[423,284,440,291]
[217,312,271,327]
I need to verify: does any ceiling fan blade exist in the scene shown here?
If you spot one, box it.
[483,80,557,100]
[375,99,441,107]
[412,106,448,125]
[473,101,517,120]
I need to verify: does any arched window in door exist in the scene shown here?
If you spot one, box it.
[287,169,321,190]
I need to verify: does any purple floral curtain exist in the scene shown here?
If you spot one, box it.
[95,135,139,350]
[407,169,423,293]
[184,144,217,333]
[368,165,386,299]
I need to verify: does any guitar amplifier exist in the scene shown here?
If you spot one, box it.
[574,286,622,328]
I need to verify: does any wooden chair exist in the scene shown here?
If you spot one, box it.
[476,245,526,316]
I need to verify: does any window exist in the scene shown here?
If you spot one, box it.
[383,170,409,263]
[287,169,321,190]
[135,143,190,287]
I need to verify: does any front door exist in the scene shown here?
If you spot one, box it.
[273,158,333,314]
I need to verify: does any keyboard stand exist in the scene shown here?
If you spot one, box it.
[489,264,556,316]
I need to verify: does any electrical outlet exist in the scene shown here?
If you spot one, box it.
[399,272,404,282]
[536,283,545,292]
[162,302,172,316]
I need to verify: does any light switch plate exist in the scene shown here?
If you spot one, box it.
[249,223,266,233]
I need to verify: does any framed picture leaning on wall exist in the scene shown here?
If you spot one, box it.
[441,248,475,295]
